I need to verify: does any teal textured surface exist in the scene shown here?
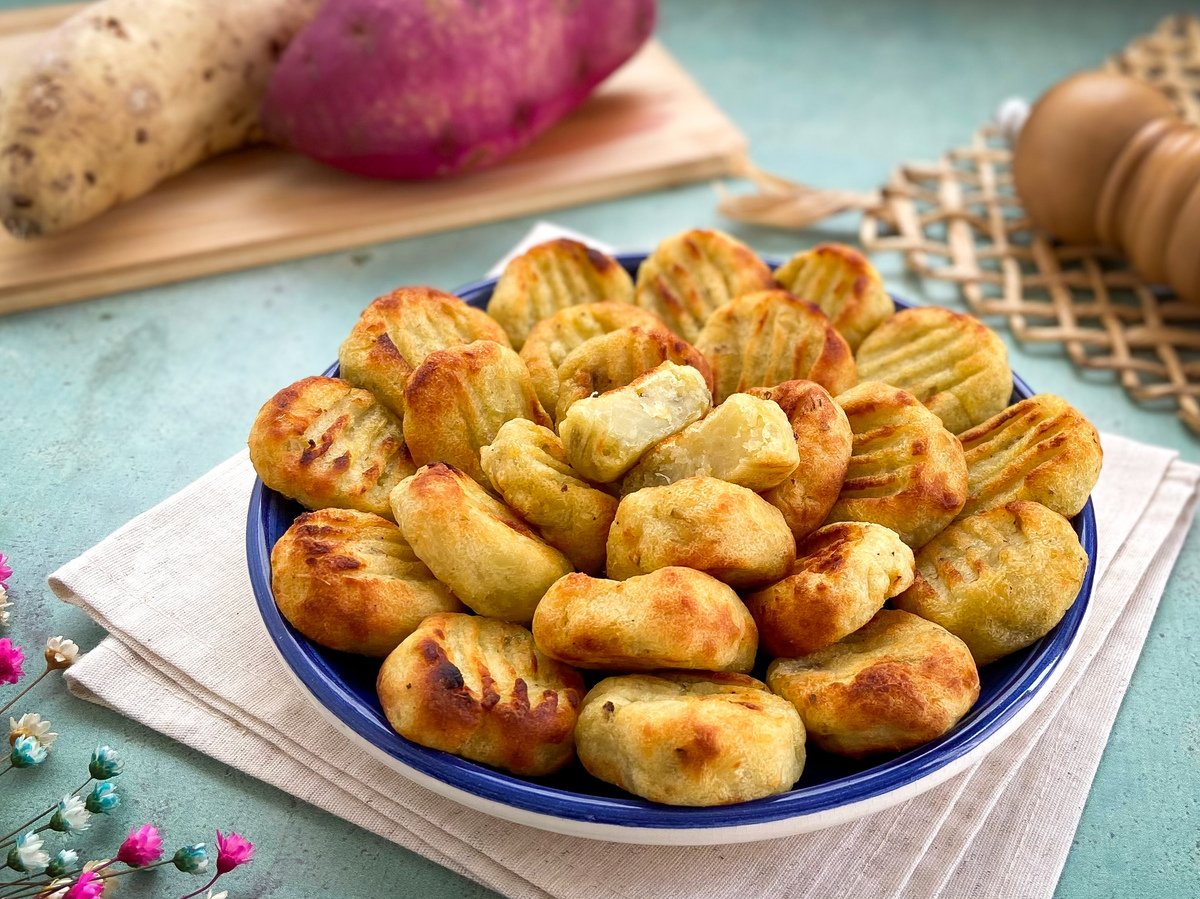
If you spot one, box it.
[1,1,1197,897]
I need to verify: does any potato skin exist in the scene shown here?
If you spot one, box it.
[532,568,758,672]
[262,0,656,178]
[248,376,416,519]
[479,419,617,574]
[895,501,1088,665]
[270,508,463,656]
[575,672,806,806]
[391,463,572,624]
[774,243,894,350]
[338,287,510,420]
[606,476,796,588]
[377,613,585,776]
[0,0,321,237]
[749,380,853,541]
[745,522,914,658]
[768,609,979,758]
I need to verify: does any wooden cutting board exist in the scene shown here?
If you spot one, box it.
[0,4,746,316]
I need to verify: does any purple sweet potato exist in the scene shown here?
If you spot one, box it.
[261,0,656,179]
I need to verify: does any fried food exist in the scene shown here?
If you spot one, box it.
[896,501,1088,665]
[620,393,799,495]
[634,228,775,341]
[575,672,806,806]
[377,612,585,776]
[559,361,712,483]
[748,380,853,541]
[768,609,979,758]
[957,394,1102,519]
[338,286,511,419]
[249,376,416,519]
[606,476,796,588]
[744,522,914,658]
[520,301,665,415]
[773,243,894,350]
[486,239,635,349]
[270,508,463,656]
[826,381,968,548]
[532,568,757,672]
[402,340,551,485]
[554,325,713,421]
[479,419,617,574]
[854,306,1012,434]
[695,289,857,403]
[390,463,572,624]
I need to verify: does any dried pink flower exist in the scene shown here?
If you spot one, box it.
[0,637,24,684]
[0,553,11,586]
[63,872,104,899]
[215,831,254,874]
[116,824,163,868]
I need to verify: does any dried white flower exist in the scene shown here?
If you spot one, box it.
[44,636,80,670]
[9,712,57,748]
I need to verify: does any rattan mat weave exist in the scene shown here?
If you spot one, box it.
[724,15,1200,435]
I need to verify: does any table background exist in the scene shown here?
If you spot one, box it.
[2,1,1197,897]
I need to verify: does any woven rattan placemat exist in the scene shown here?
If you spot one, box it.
[723,15,1200,435]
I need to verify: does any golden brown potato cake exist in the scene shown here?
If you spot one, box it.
[957,394,1102,519]
[634,228,775,341]
[559,361,713,483]
[854,306,1012,434]
[402,340,551,486]
[271,508,463,657]
[390,463,572,624]
[768,609,979,758]
[896,501,1088,665]
[249,376,416,519]
[749,380,853,541]
[521,301,666,415]
[532,568,758,673]
[695,289,857,403]
[745,522,914,658]
[486,239,635,349]
[479,419,617,575]
[338,286,511,420]
[606,476,796,588]
[620,393,799,495]
[773,243,894,350]
[827,381,969,548]
[554,325,714,421]
[377,613,585,776]
[575,672,806,806]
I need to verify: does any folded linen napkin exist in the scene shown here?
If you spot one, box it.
[46,226,1200,898]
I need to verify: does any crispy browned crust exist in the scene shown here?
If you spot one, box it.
[896,501,1088,665]
[768,609,980,758]
[606,476,796,588]
[248,376,416,519]
[749,380,853,540]
[744,522,914,658]
[634,229,775,342]
[521,301,666,414]
[957,394,1102,519]
[402,340,551,485]
[826,381,968,548]
[854,306,1012,434]
[532,568,758,672]
[390,463,572,624]
[487,239,636,349]
[270,508,463,656]
[338,286,511,419]
[774,243,894,350]
[554,325,714,421]
[695,289,857,403]
[575,672,806,805]
[377,612,585,776]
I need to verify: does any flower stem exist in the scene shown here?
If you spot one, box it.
[0,765,12,779]
[0,805,54,847]
[179,872,221,899]
[0,668,51,717]
[96,858,174,880]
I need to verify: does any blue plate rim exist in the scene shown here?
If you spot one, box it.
[246,251,1098,830]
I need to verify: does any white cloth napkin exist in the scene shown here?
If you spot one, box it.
[46,225,1200,898]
